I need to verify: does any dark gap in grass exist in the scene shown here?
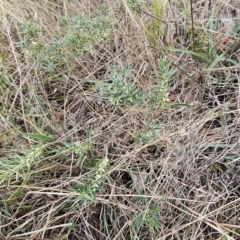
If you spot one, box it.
[119,171,132,189]
[201,222,222,239]
[204,117,222,128]
[145,145,164,160]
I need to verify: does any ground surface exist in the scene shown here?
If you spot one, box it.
[1,0,240,239]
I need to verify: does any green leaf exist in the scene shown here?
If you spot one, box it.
[167,47,209,62]
[25,133,55,142]
[73,195,84,206]
[220,236,227,240]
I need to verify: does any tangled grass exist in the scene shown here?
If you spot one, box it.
[1,0,240,239]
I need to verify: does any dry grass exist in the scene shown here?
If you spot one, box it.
[1,0,240,239]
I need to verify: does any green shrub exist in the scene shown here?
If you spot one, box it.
[19,14,112,72]
[101,65,145,106]
[150,57,177,107]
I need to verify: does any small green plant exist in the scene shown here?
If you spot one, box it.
[150,57,177,107]
[101,65,145,106]
[135,121,162,144]
[132,204,161,232]
[63,14,112,55]
[53,234,69,240]
[0,144,46,203]
[72,157,109,205]
[0,70,9,96]
[193,23,211,55]
[19,14,112,72]
[19,22,46,59]
[127,0,142,16]
[68,140,94,166]
[0,144,45,186]
[127,0,166,46]
[150,0,166,37]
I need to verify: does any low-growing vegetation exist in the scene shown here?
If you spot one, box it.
[1,0,240,239]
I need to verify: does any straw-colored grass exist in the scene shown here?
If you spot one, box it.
[1,0,240,239]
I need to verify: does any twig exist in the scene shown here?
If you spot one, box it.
[190,0,195,49]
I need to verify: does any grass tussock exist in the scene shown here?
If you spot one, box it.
[1,0,240,239]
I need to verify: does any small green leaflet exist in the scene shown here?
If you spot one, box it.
[25,133,55,142]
